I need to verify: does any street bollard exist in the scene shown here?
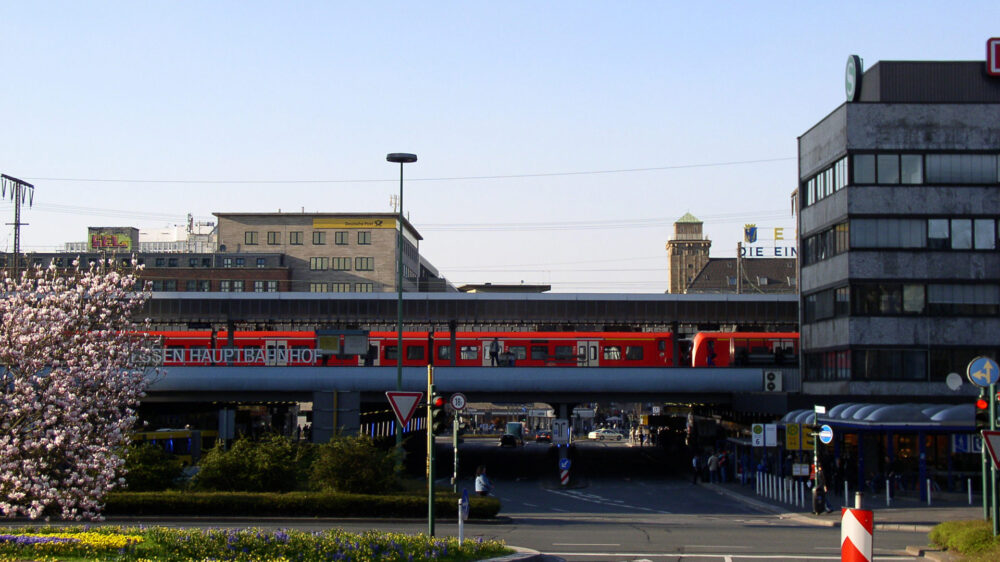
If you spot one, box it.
[842,506,874,562]
[855,491,863,509]
[969,478,973,505]
[844,481,849,507]
[886,479,891,507]
[927,479,932,506]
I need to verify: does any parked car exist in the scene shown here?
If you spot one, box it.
[587,428,623,441]
[499,433,522,447]
[534,430,552,443]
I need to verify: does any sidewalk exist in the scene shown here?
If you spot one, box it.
[706,479,982,532]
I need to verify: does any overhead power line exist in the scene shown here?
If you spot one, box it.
[22,156,794,185]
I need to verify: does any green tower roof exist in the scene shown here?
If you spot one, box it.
[676,212,701,223]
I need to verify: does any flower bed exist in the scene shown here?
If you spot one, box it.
[0,526,510,561]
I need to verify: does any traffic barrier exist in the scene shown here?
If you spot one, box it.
[560,468,569,486]
[841,507,873,562]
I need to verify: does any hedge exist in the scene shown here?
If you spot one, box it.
[105,491,501,519]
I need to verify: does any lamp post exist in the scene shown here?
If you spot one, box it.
[386,153,417,463]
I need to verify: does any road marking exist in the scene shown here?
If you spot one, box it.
[552,543,621,546]
[685,545,752,550]
[548,553,849,559]
[522,503,538,507]
[551,507,567,512]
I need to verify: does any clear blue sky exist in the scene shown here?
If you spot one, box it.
[2,2,998,291]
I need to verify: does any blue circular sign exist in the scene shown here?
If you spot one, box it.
[559,458,572,471]
[968,356,1000,387]
[819,424,834,445]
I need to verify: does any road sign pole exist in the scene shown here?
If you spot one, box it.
[993,383,998,536]
[427,365,435,537]
[453,414,459,493]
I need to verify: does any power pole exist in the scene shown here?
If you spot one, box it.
[2,174,35,274]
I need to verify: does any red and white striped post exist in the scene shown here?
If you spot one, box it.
[560,468,569,486]
[841,507,873,562]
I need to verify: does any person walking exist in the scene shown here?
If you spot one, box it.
[488,338,500,366]
[475,465,494,497]
[691,454,702,484]
[813,465,832,514]
[707,451,720,483]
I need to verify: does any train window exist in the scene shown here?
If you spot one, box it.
[625,346,644,360]
[603,346,622,360]
[460,346,478,360]
[437,345,451,360]
[658,340,667,351]
[384,345,398,360]
[507,346,527,360]
[530,346,548,360]
[406,346,425,360]
[554,346,575,360]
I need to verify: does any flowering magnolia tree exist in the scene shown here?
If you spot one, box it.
[0,262,155,520]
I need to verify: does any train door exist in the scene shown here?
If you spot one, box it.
[481,340,492,367]
[265,340,288,366]
[362,340,381,366]
[578,340,598,366]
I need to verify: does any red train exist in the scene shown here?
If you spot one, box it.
[141,330,798,368]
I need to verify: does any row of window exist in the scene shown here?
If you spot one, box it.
[308,257,374,271]
[802,153,1000,208]
[308,283,374,293]
[803,217,1000,266]
[804,282,1000,322]
[149,280,280,292]
[384,344,646,362]
[245,230,372,246]
[803,348,997,382]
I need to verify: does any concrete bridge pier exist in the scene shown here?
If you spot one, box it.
[311,390,361,442]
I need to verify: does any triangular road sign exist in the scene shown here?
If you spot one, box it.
[983,430,1000,471]
[386,391,423,427]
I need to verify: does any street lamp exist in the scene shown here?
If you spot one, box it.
[386,153,417,461]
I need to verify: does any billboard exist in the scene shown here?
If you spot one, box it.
[312,218,397,229]
[87,227,139,252]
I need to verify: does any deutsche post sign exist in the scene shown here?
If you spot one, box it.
[312,218,396,229]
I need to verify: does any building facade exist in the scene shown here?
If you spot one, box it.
[214,213,426,293]
[797,58,1000,397]
[666,213,712,294]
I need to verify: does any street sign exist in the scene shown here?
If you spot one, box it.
[983,430,1000,470]
[785,423,801,450]
[953,433,984,454]
[967,356,1000,387]
[552,419,570,444]
[385,391,423,427]
[751,423,764,447]
[819,424,834,445]
[764,424,777,447]
[449,392,467,411]
[559,457,572,471]
[459,489,470,521]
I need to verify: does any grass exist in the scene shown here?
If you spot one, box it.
[929,520,1000,561]
[0,526,512,561]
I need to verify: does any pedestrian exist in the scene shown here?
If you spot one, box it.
[489,338,500,366]
[691,454,701,484]
[719,450,728,482]
[708,451,720,483]
[813,465,832,514]
[475,465,494,496]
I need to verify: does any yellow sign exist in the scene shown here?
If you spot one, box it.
[785,423,801,450]
[88,233,132,251]
[803,426,815,450]
[312,218,397,229]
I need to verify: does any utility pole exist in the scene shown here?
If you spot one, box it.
[2,174,35,274]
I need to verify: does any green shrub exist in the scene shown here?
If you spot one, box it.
[311,435,398,494]
[930,520,1000,554]
[122,443,184,491]
[194,435,301,492]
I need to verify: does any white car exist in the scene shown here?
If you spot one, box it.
[587,428,623,441]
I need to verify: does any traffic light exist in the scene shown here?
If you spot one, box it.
[976,391,991,431]
[430,393,449,434]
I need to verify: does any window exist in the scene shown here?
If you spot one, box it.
[155,258,165,267]
[975,219,996,250]
[189,258,198,267]
[901,154,923,184]
[310,257,329,271]
[928,284,1000,315]
[903,284,925,314]
[460,346,479,360]
[256,258,266,268]
[267,231,281,245]
[507,346,527,360]
[335,231,348,245]
[331,283,351,292]
[406,346,425,360]
[289,231,303,245]
[267,281,278,292]
[851,219,925,249]
[309,283,328,292]
[928,219,950,249]
[554,346,575,360]
[951,219,973,249]
[355,257,374,271]
[223,258,233,268]
[926,154,999,184]
[220,280,232,292]
[530,346,548,360]
[356,283,373,292]
[245,231,259,245]
[853,154,875,184]
[313,231,326,245]
[332,257,351,271]
[437,346,451,360]
[358,231,372,245]
[254,281,265,292]
[851,349,927,381]
[235,257,244,267]
[202,258,211,267]
[625,346,644,360]
[232,280,244,292]
[384,346,398,360]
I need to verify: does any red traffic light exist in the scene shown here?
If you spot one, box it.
[977,398,990,410]
[431,395,446,408]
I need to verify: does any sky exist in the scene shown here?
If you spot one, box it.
[2,2,998,292]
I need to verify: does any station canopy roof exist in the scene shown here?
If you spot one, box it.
[781,402,973,431]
